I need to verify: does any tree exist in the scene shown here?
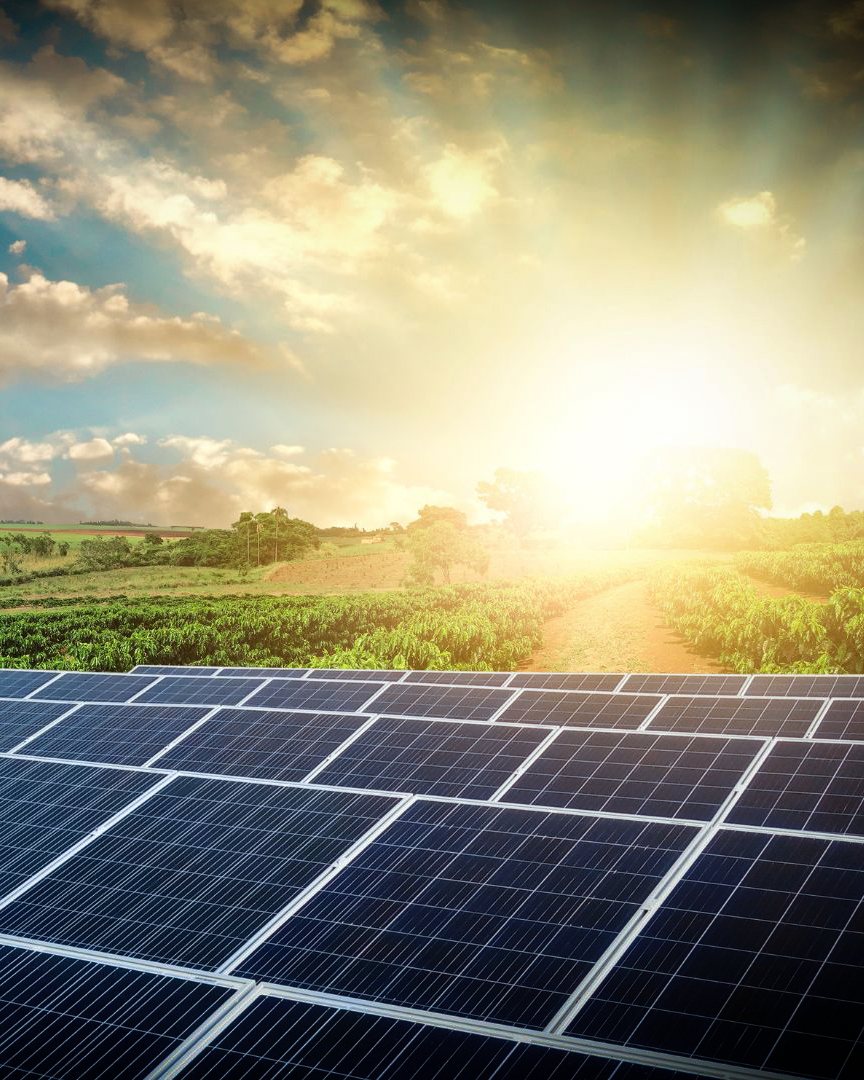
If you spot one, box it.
[272,506,289,562]
[0,538,22,576]
[476,468,552,538]
[143,533,164,547]
[407,505,468,532]
[406,522,489,585]
[642,447,771,549]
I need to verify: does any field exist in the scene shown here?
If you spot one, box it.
[0,523,194,547]
[1,530,858,674]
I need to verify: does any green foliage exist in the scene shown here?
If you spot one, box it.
[477,468,552,537]
[756,509,864,550]
[650,564,864,673]
[640,448,771,550]
[407,505,468,531]
[735,541,864,593]
[406,522,489,585]
[0,573,630,672]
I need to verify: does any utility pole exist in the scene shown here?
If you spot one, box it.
[256,522,261,566]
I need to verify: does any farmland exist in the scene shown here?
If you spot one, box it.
[0,527,861,674]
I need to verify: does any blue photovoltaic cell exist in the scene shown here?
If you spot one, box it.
[566,829,864,1080]
[370,682,514,722]
[24,702,211,766]
[505,730,763,820]
[510,673,625,692]
[0,670,62,699]
[0,944,236,1080]
[746,674,864,698]
[156,708,371,782]
[498,690,662,729]
[130,665,222,676]
[133,675,264,706]
[816,699,864,741]
[727,740,864,836]
[312,715,550,799]
[0,757,159,899]
[0,699,75,751]
[216,667,308,679]
[620,674,749,696]
[310,668,406,681]
[31,672,158,704]
[238,801,696,1029]
[177,994,706,1079]
[0,777,399,970]
[405,670,513,686]
[648,695,821,737]
[242,677,385,713]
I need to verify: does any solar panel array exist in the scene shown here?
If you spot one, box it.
[0,663,860,1079]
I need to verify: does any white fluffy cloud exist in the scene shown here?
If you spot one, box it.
[0,177,55,219]
[0,271,276,380]
[718,191,777,228]
[45,0,382,77]
[68,437,114,461]
[7,239,26,255]
[14,430,449,527]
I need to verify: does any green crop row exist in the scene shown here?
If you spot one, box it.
[650,565,864,673]
[0,572,629,672]
[735,541,864,593]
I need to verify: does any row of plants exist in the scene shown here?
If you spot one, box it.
[0,572,630,672]
[650,564,864,672]
[735,540,864,593]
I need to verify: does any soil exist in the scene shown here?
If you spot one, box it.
[522,579,725,674]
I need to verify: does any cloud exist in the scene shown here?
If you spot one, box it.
[113,432,147,447]
[424,143,501,219]
[0,271,276,381]
[0,177,56,219]
[0,471,52,487]
[718,191,777,228]
[19,430,448,527]
[717,191,806,261]
[7,239,26,255]
[67,437,114,461]
[828,1,864,38]
[0,437,57,464]
[0,9,16,45]
[44,0,383,79]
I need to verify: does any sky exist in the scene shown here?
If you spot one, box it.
[0,0,863,528]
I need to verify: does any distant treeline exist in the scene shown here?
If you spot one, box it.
[0,519,43,525]
[80,519,155,527]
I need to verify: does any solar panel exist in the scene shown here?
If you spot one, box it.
[649,695,821,737]
[215,667,309,678]
[236,801,697,1029]
[620,674,748,696]
[242,677,385,713]
[815,699,864,741]
[23,702,212,767]
[0,777,399,969]
[176,992,705,1079]
[31,672,158,704]
[727,740,864,836]
[405,670,514,686]
[0,757,159,899]
[310,668,406,681]
[498,690,662,729]
[566,829,864,1080]
[746,674,864,698]
[510,672,625,692]
[370,682,514,722]
[0,699,76,751]
[155,708,372,782]
[0,943,239,1079]
[130,665,221,676]
[133,675,264,706]
[0,670,62,699]
[504,730,764,821]
[311,715,551,799]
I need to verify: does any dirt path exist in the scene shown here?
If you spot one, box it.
[523,579,724,673]
[742,575,829,605]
